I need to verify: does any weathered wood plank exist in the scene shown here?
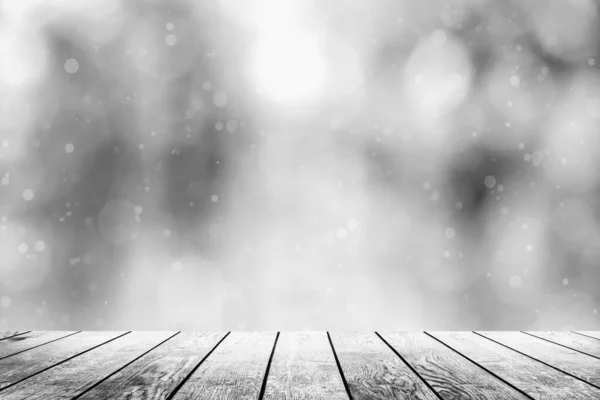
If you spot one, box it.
[430,331,600,400]
[263,331,348,399]
[574,331,600,341]
[171,331,276,400]
[77,332,227,400]
[0,332,28,341]
[0,331,176,399]
[523,331,600,358]
[330,332,438,400]
[0,331,127,391]
[0,331,79,359]
[380,332,529,400]
[476,331,600,388]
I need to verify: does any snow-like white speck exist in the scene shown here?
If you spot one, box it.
[166,22,174,31]
[1,140,9,148]
[65,143,74,153]
[445,227,456,239]
[484,175,496,188]
[172,261,184,273]
[213,92,228,107]
[563,278,569,285]
[510,76,520,86]
[23,189,34,201]
[509,275,522,288]
[35,240,45,252]
[165,34,177,46]
[346,218,358,232]
[211,194,219,202]
[18,243,28,254]
[0,296,11,308]
[134,206,143,214]
[64,58,79,74]
[227,120,238,133]
[215,121,224,131]
[586,98,600,119]
[526,244,533,252]
[337,227,348,239]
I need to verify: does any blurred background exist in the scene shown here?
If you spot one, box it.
[1,0,599,331]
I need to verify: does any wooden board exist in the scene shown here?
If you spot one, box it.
[379,332,529,399]
[0,331,79,360]
[523,331,600,358]
[0,331,176,399]
[574,331,600,341]
[0,332,28,340]
[0,331,127,391]
[263,331,348,399]
[429,331,600,400]
[476,331,600,388]
[77,332,227,400]
[171,331,276,400]
[330,332,438,400]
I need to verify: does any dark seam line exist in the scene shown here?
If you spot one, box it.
[0,331,82,361]
[571,331,600,342]
[0,331,30,342]
[473,331,600,390]
[426,332,534,400]
[71,331,181,400]
[375,332,444,400]
[165,331,231,400]
[258,331,280,400]
[326,332,353,400]
[0,331,131,392]
[520,331,600,361]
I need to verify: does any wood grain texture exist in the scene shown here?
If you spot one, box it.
[430,331,600,400]
[476,331,600,388]
[263,331,348,400]
[77,332,227,400]
[171,331,276,400]
[574,331,600,340]
[330,332,438,400]
[380,332,529,400]
[0,331,176,399]
[524,331,600,358]
[0,331,127,391]
[0,332,28,340]
[0,331,79,359]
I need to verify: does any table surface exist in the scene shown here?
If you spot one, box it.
[0,330,598,399]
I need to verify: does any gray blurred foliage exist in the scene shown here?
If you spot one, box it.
[0,0,599,330]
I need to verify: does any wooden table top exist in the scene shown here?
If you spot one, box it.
[0,331,598,399]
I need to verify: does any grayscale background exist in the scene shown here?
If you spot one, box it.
[1,0,599,331]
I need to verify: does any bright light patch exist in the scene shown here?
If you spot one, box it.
[253,26,326,103]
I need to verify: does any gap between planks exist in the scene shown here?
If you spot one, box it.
[424,332,534,400]
[326,332,353,400]
[473,331,600,390]
[164,331,231,400]
[71,332,182,400]
[375,332,444,400]
[520,331,600,361]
